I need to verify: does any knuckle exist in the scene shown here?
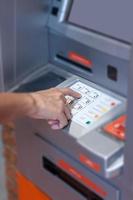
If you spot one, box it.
[58,94,63,99]
[55,91,63,100]
[57,107,63,115]
[58,100,64,108]
[56,88,61,94]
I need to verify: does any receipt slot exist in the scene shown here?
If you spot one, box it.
[14,0,133,200]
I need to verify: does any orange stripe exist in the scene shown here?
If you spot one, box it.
[17,171,51,200]
[79,154,101,172]
[58,160,107,198]
[68,51,92,68]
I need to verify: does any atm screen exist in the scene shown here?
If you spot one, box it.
[68,0,133,43]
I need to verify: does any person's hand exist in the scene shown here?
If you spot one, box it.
[27,88,81,129]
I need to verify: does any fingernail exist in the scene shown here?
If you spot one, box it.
[51,124,60,130]
[77,93,81,98]
[48,120,59,125]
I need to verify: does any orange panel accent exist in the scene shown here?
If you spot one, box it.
[68,51,92,68]
[103,115,126,141]
[79,154,101,173]
[17,172,52,200]
[58,160,107,198]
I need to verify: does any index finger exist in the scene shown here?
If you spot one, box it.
[60,88,81,98]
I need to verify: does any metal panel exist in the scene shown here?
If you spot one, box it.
[15,69,126,199]
[13,1,133,200]
[15,117,119,200]
[15,119,87,200]
[69,0,133,43]
[0,34,4,91]
[15,0,51,84]
[0,0,52,90]
[0,0,16,90]
[48,0,131,60]
[49,31,128,96]
[120,46,133,200]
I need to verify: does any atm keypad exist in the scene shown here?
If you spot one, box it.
[65,81,121,128]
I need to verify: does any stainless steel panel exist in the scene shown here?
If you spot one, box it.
[15,0,51,84]
[69,0,133,43]
[49,0,131,60]
[49,31,128,96]
[0,0,16,90]
[0,34,4,91]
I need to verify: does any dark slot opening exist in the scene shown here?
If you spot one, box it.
[42,156,103,200]
[51,7,59,16]
[107,65,118,81]
[15,72,66,92]
[56,54,92,73]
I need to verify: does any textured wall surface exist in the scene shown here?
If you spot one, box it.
[0,126,8,200]
[2,124,18,200]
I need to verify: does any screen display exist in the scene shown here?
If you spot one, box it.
[68,0,133,43]
[66,81,121,128]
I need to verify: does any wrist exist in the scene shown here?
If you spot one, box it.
[18,93,36,118]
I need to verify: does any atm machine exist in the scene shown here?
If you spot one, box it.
[15,0,133,200]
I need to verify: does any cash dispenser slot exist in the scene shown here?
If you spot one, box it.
[56,54,92,73]
[42,156,103,200]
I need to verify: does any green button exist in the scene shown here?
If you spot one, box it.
[86,121,91,125]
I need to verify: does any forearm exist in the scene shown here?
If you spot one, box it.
[0,88,80,129]
[0,93,33,123]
